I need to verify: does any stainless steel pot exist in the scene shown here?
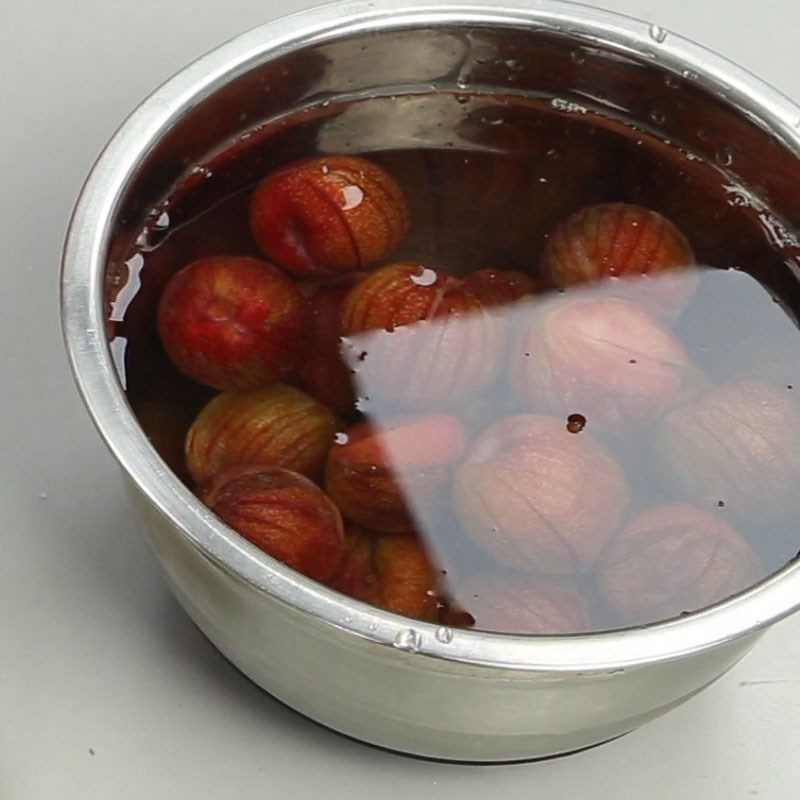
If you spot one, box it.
[61,0,800,762]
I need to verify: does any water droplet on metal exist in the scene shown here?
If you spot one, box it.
[682,69,700,80]
[716,146,734,167]
[649,108,666,125]
[664,74,679,89]
[505,59,523,71]
[393,629,422,652]
[649,24,667,43]
[570,49,586,65]
[367,622,379,632]
[155,212,170,229]
[435,627,454,644]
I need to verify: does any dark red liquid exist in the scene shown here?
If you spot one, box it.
[108,93,800,633]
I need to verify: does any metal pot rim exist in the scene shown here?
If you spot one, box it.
[61,0,800,672]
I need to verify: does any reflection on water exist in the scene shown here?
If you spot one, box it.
[336,267,800,632]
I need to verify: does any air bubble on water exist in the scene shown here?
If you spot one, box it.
[393,629,422,652]
[334,432,349,445]
[321,165,330,174]
[340,185,364,210]
[486,117,504,126]
[570,49,586,65]
[723,184,764,210]
[550,98,588,114]
[190,166,212,178]
[155,212,170,229]
[546,148,559,159]
[456,77,469,90]
[456,95,469,105]
[321,100,331,108]
[411,267,438,286]
[716,146,734,167]
[649,109,666,125]
[697,128,709,141]
[682,69,700,80]
[664,73,679,89]
[435,627,454,644]
[759,212,800,249]
[648,24,667,43]
[538,177,548,183]
[505,59,524,71]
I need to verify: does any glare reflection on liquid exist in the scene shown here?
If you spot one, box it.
[339,267,800,633]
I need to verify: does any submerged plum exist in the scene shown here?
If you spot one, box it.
[250,156,409,277]
[328,527,439,621]
[453,414,630,575]
[452,574,595,634]
[542,203,697,316]
[596,504,760,624]
[340,263,506,409]
[200,466,345,582]
[511,296,692,433]
[186,384,339,485]
[324,413,466,534]
[653,380,800,524]
[157,256,306,391]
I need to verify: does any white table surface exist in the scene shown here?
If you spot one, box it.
[3,0,800,797]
